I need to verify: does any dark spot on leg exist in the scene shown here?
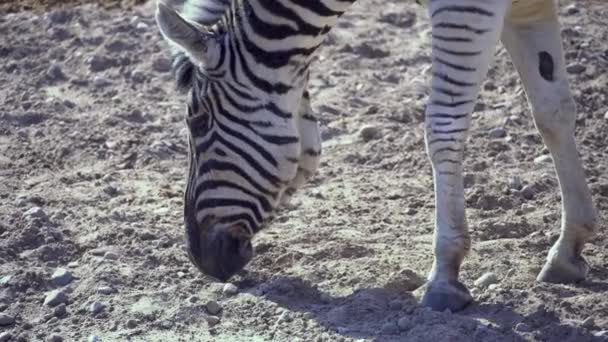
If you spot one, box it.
[538,51,554,82]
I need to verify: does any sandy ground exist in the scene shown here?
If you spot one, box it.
[1,0,608,341]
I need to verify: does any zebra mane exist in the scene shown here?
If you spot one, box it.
[170,0,231,93]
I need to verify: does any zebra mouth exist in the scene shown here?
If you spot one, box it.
[184,215,254,281]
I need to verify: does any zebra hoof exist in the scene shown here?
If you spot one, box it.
[537,255,589,284]
[421,280,473,312]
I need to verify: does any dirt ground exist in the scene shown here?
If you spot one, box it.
[1,0,607,341]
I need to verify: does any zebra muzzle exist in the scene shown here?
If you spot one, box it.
[185,216,254,281]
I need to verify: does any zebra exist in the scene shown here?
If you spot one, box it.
[155,0,599,312]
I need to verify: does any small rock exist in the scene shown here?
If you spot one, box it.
[397,316,412,331]
[0,313,14,326]
[514,322,532,333]
[581,316,595,328]
[358,125,380,141]
[385,268,425,291]
[97,286,115,295]
[0,332,12,342]
[48,10,72,24]
[206,315,220,326]
[159,320,173,329]
[388,300,402,311]
[152,57,172,73]
[53,303,67,317]
[88,55,115,72]
[487,284,499,291]
[51,268,73,286]
[474,272,499,289]
[130,69,146,83]
[489,127,506,138]
[505,268,516,278]
[534,155,552,164]
[564,4,579,15]
[46,63,66,81]
[380,321,398,334]
[520,185,536,200]
[48,334,64,342]
[103,251,119,260]
[0,275,12,286]
[88,335,101,342]
[187,295,199,304]
[135,22,149,32]
[222,283,238,297]
[90,301,106,315]
[593,331,608,338]
[93,75,112,88]
[507,176,522,190]
[23,207,48,221]
[277,311,292,323]
[126,319,138,329]
[44,289,68,307]
[566,63,586,74]
[206,300,222,315]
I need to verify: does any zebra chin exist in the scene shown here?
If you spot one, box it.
[184,213,254,281]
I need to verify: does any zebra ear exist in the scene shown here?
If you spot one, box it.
[155,1,217,66]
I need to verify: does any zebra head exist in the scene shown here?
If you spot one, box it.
[156,1,315,280]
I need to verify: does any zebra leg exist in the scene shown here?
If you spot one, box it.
[501,1,598,284]
[280,91,322,206]
[421,0,511,312]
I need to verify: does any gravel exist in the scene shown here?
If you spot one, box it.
[0,313,14,326]
[206,300,222,315]
[533,155,552,164]
[489,127,506,138]
[53,303,67,318]
[222,283,238,297]
[90,301,106,315]
[96,286,115,295]
[358,125,381,141]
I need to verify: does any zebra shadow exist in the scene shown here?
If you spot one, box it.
[235,274,604,341]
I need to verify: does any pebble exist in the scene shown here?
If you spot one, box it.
[103,251,119,260]
[152,57,172,73]
[514,322,532,333]
[206,300,222,315]
[88,335,101,342]
[53,303,67,317]
[358,125,380,141]
[126,319,138,329]
[206,315,220,326]
[277,311,292,323]
[88,55,115,72]
[46,63,66,81]
[474,272,499,289]
[0,313,14,326]
[507,176,522,190]
[0,332,11,342]
[566,63,586,74]
[593,331,608,338]
[489,127,506,138]
[97,286,115,295]
[23,207,48,221]
[0,275,12,286]
[581,316,595,328]
[534,154,552,164]
[603,110,608,121]
[90,301,106,315]
[135,22,149,32]
[51,268,73,286]
[222,283,238,297]
[565,4,579,15]
[520,185,536,200]
[93,75,112,88]
[48,10,72,24]
[44,289,68,307]
[48,334,64,342]
[397,316,413,331]
[187,295,199,303]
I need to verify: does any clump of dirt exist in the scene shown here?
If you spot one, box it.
[0,0,607,341]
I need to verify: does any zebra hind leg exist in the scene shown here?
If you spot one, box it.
[501,0,598,284]
[421,0,511,312]
[280,91,322,206]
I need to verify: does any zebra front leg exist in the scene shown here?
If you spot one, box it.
[280,90,322,206]
[501,0,598,284]
[421,0,511,312]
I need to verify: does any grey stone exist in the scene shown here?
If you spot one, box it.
[126,319,138,329]
[93,76,112,88]
[187,295,199,303]
[507,176,523,190]
[46,63,66,81]
[0,313,14,326]
[565,4,579,15]
[566,63,586,74]
[0,275,12,287]
[51,268,73,286]
[277,311,292,323]
[489,127,506,138]
[582,316,595,328]
[49,334,64,342]
[90,301,106,315]
[474,272,499,289]
[534,154,552,164]
[88,55,115,72]
[152,57,172,73]
[206,315,220,326]
[205,300,222,315]
[135,22,149,32]
[48,10,72,24]
[23,207,48,221]
[97,286,115,295]
[53,303,67,317]
[222,283,238,297]
[397,316,413,331]
[0,332,12,342]
[358,125,380,141]
[514,322,532,333]
[103,251,119,260]
[44,289,68,307]
[521,185,536,200]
